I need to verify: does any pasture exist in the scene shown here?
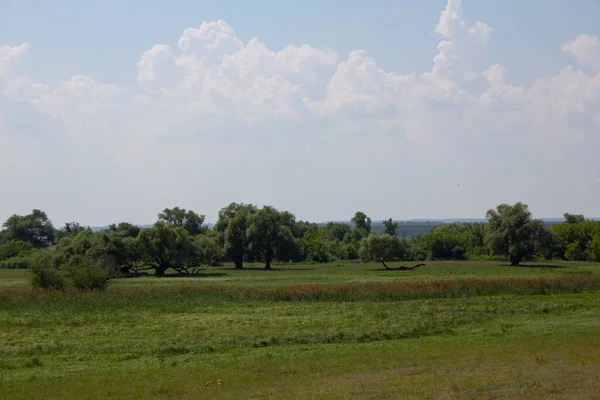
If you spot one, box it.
[1,261,600,399]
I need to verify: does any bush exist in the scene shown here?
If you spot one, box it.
[30,252,65,290]
[0,256,31,269]
[0,240,34,261]
[64,256,113,291]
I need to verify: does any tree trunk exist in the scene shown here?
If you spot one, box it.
[155,265,168,276]
[510,255,521,266]
[264,258,272,270]
[381,260,390,270]
[235,259,243,269]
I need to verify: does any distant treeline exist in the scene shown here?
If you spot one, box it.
[0,203,599,289]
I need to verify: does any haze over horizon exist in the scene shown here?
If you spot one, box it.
[1,0,600,227]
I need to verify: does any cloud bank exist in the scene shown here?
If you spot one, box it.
[1,0,599,225]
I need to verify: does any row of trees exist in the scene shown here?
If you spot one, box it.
[1,203,599,288]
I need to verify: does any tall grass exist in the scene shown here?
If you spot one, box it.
[2,274,599,304]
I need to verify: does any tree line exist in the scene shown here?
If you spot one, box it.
[1,202,599,289]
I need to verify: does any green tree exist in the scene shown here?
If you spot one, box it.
[564,213,585,224]
[56,222,92,241]
[486,202,546,266]
[351,211,372,233]
[158,207,206,235]
[214,203,257,269]
[359,234,405,269]
[137,222,200,276]
[323,222,351,241]
[246,206,295,270]
[383,218,398,236]
[1,209,56,247]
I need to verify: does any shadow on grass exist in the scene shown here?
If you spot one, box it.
[218,267,316,271]
[502,264,566,269]
[162,272,230,278]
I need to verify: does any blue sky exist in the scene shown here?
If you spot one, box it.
[1,0,600,226]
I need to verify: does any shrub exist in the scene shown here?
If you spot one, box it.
[64,256,113,291]
[0,240,34,261]
[0,256,31,269]
[30,252,65,290]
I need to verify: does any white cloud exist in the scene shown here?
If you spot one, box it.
[561,34,600,71]
[0,43,29,79]
[1,0,600,225]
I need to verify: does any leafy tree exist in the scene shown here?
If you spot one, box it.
[485,202,546,266]
[351,211,372,233]
[193,231,222,267]
[1,209,56,247]
[564,213,585,224]
[137,222,200,276]
[0,240,34,261]
[214,203,257,269]
[383,218,398,236]
[359,234,406,269]
[299,229,331,263]
[587,234,600,262]
[158,207,206,235]
[56,222,92,241]
[107,222,141,238]
[551,219,600,261]
[422,223,488,260]
[101,224,143,275]
[323,222,351,242]
[246,206,295,270]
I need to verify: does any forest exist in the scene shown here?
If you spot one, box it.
[1,202,599,290]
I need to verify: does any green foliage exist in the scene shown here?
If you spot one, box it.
[383,218,398,236]
[0,256,32,269]
[551,219,600,261]
[56,222,92,241]
[486,202,546,266]
[0,240,34,260]
[1,209,56,248]
[246,206,296,269]
[30,251,65,290]
[299,230,331,263]
[193,233,222,267]
[359,234,406,268]
[586,234,600,262]
[214,203,258,269]
[137,222,200,276]
[63,256,113,291]
[158,207,206,235]
[422,223,488,260]
[564,213,585,224]
[351,211,371,233]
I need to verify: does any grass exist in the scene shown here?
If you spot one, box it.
[1,261,600,398]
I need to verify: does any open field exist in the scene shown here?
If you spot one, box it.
[2,261,600,399]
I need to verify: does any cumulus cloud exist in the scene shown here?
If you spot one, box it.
[0,43,29,79]
[1,0,600,225]
[561,34,600,71]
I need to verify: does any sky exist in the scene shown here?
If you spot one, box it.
[1,0,600,227]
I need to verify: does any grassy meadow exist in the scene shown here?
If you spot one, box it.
[2,261,600,399]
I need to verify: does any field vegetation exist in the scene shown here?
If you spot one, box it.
[1,203,600,398]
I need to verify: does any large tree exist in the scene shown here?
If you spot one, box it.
[351,211,372,233]
[246,206,295,270]
[214,203,257,269]
[136,222,200,276]
[486,202,547,266]
[158,207,206,235]
[359,234,407,269]
[1,209,56,247]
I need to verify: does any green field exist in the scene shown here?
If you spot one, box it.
[2,261,600,399]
